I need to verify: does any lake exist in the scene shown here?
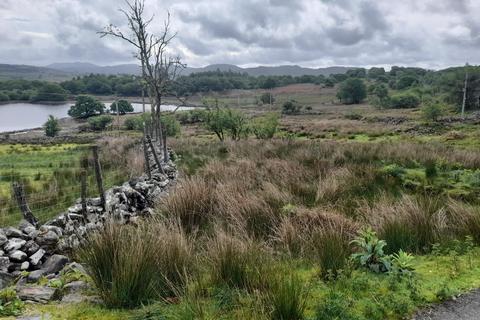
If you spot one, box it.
[0,102,189,133]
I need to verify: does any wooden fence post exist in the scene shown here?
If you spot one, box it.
[147,136,165,175]
[12,182,38,227]
[92,146,106,211]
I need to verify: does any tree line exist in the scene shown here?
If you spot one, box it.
[1,66,480,113]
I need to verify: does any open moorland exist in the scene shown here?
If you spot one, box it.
[1,75,480,319]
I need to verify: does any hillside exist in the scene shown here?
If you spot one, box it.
[0,64,73,81]
[46,62,352,77]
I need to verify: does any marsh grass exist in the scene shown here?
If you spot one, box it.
[265,273,308,320]
[77,220,193,308]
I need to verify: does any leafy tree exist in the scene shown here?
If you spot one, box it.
[261,77,277,89]
[346,68,366,78]
[204,106,248,141]
[323,78,335,88]
[389,93,421,109]
[396,75,419,90]
[31,83,67,102]
[251,113,279,139]
[110,100,134,114]
[260,92,275,105]
[43,115,60,137]
[337,78,367,104]
[368,67,386,79]
[282,100,302,115]
[370,84,390,109]
[422,103,444,122]
[68,95,105,119]
[160,114,181,137]
[88,115,113,131]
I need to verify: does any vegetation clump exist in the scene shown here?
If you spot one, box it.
[43,115,60,137]
[68,95,105,118]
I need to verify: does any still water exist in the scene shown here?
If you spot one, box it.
[0,102,188,133]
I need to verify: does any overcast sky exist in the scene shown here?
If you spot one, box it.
[1,0,479,69]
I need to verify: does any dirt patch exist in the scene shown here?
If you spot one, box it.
[413,289,480,320]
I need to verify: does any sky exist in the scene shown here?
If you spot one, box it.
[1,0,479,69]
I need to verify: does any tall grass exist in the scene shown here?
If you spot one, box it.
[77,220,193,308]
[265,274,307,320]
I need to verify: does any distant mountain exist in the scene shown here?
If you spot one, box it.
[0,64,72,81]
[47,62,352,77]
[46,62,141,75]
[0,62,352,81]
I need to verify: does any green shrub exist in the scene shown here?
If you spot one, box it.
[422,103,444,122]
[282,100,302,115]
[176,109,205,124]
[251,113,279,139]
[77,221,192,308]
[88,115,113,131]
[315,290,355,320]
[351,228,391,273]
[204,107,249,141]
[391,250,415,275]
[0,92,9,102]
[265,274,307,320]
[388,93,420,109]
[44,115,60,137]
[260,92,275,104]
[0,288,24,316]
[161,114,181,137]
[110,99,134,114]
[124,116,144,131]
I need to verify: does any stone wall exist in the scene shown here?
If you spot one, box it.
[0,148,177,291]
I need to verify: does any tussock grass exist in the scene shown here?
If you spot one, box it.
[77,220,193,308]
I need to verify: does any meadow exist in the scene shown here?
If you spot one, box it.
[0,138,144,226]
[3,82,480,319]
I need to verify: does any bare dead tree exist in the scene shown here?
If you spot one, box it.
[99,0,185,161]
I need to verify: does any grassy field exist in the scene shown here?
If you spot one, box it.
[3,83,480,319]
[0,138,143,226]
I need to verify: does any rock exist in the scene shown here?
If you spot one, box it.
[5,227,24,238]
[18,220,35,233]
[67,213,84,221]
[0,271,15,289]
[16,285,60,303]
[29,249,45,266]
[24,240,40,256]
[42,254,68,274]
[0,257,10,272]
[4,238,26,252]
[35,231,59,246]
[20,261,29,270]
[63,262,87,275]
[68,204,83,214]
[9,250,27,262]
[39,226,62,237]
[64,280,89,294]
[88,197,102,207]
[27,270,46,283]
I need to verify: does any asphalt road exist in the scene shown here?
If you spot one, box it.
[413,289,480,320]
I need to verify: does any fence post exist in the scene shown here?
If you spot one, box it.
[12,182,38,227]
[92,146,106,211]
[143,136,152,180]
[147,136,165,175]
[80,170,88,219]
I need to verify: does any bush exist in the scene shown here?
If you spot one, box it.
[282,100,302,115]
[204,107,249,141]
[0,288,24,316]
[265,274,307,320]
[260,92,275,104]
[337,78,367,104]
[161,114,181,137]
[110,99,134,114]
[389,93,420,109]
[380,220,415,254]
[77,221,192,308]
[422,103,444,122]
[68,95,105,118]
[351,228,391,273]
[88,115,113,131]
[124,116,144,131]
[43,115,60,137]
[176,109,205,124]
[251,113,279,139]
[31,83,67,102]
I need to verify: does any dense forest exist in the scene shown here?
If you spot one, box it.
[0,66,479,111]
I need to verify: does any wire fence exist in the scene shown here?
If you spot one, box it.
[0,144,131,227]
